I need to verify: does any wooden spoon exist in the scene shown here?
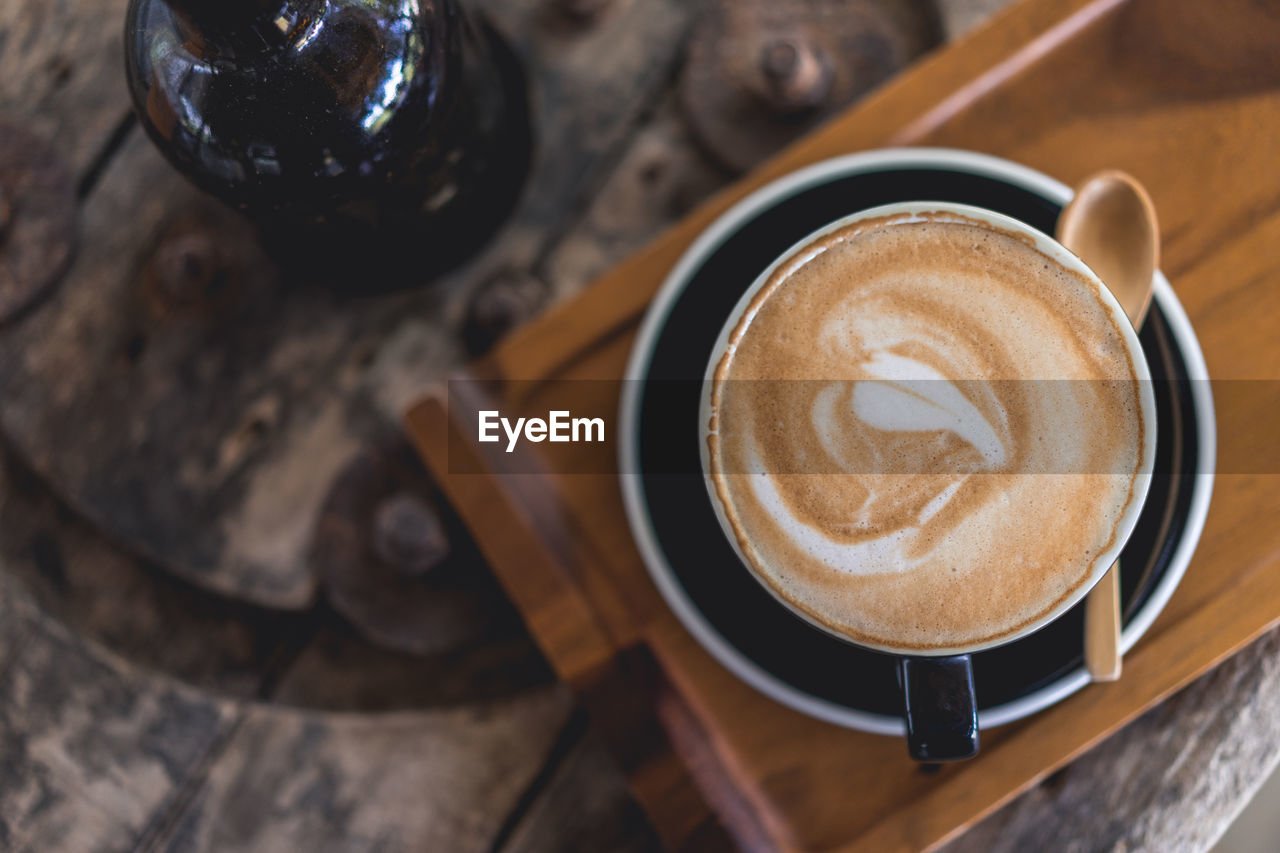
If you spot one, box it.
[1056,170,1159,682]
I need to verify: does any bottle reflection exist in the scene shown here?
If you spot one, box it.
[126,0,531,288]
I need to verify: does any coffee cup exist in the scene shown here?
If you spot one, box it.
[700,201,1156,760]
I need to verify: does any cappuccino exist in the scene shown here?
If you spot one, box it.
[706,211,1148,654]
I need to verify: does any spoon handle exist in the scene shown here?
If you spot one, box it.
[1085,563,1122,681]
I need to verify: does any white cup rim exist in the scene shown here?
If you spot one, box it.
[696,199,1158,657]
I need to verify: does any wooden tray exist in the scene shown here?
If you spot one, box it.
[405,0,1280,849]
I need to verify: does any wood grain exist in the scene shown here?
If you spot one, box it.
[0,427,585,850]
[0,0,132,178]
[0,446,292,699]
[0,575,237,852]
[0,566,575,853]
[0,0,718,845]
[148,690,572,853]
[0,430,557,712]
[0,0,701,609]
[942,624,1280,853]
[542,94,728,299]
[500,733,663,853]
[406,0,1280,850]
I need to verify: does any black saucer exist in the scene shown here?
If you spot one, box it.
[627,158,1205,727]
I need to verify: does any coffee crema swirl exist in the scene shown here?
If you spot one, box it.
[707,213,1147,653]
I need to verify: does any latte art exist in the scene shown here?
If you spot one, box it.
[707,213,1149,653]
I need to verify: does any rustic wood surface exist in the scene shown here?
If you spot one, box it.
[0,573,237,852]
[0,445,555,708]
[944,626,1280,853]
[0,0,132,179]
[0,570,574,853]
[0,0,698,609]
[2,0,1279,852]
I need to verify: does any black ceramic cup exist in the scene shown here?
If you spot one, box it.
[694,201,1156,760]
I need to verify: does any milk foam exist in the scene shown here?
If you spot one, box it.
[707,214,1146,653]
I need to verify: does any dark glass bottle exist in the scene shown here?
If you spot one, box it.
[125,0,531,284]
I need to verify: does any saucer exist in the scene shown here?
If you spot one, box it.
[619,148,1216,734]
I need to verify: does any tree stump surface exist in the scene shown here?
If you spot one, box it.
[1,0,1276,851]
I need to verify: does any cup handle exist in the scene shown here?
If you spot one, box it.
[899,655,979,761]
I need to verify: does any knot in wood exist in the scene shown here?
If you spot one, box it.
[758,37,833,114]
[550,0,612,24]
[463,269,550,357]
[152,231,221,305]
[372,492,449,577]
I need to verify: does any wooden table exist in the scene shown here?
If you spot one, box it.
[1,0,1277,850]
